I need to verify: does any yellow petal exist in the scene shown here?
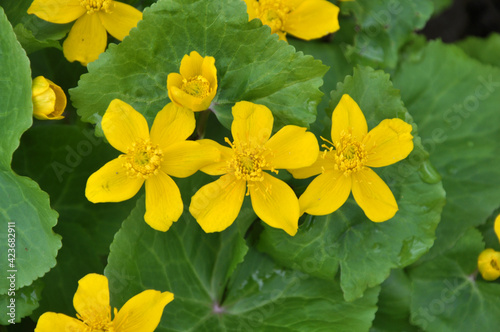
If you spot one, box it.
[201,55,217,89]
[63,13,107,66]
[32,77,67,120]
[231,101,273,146]
[289,149,336,179]
[168,85,213,112]
[478,249,500,281]
[102,99,150,153]
[73,274,111,324]
[331,94,368,144]
[189,174,246,233]
[161,141,220,178]
[351,168,398,222]
[285,0,340,40]
[85,158,144,203]
[179,51,204,79]
[114,290,173,332]
[299,170,351,215]
[249,173,299,236]
[28,0,85,24]
[363,119,414,167]
[276,31,287,41]
[98,2,142,41]
[264,125,319,169]
[35,312,88,332]
[150,103,195,151]
[197,139,233,176]
[495,214,500,243]
[144,171,183,232]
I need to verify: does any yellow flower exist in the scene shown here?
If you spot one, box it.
[495,214,500,243]
[27,0,142,66]
[31,76,67,120]
[35,273,173,332]
[189,101,319,236]
[478,248,500,281]
[167,51,217,112]
[243,0,340,41]
[292,94,414,222]
[85,100,219,231]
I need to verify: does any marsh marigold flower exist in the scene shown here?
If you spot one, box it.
[189,101,318,236]
[243,0,340,41]
[31,76,67,120]
[27,0,142,65]
[478,248,500,281]
[167,51,217,112]
[35,273,173,332]
[85,100,219,231]
[291,94,414,222]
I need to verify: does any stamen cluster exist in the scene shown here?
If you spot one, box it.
[80,0,112,14]
[122,139,163,179]
[254,0,291,33]
[226,139,268,182]
[181,75,211,99]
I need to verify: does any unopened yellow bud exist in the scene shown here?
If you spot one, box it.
[478,248,500,281]
[32,76,67,120]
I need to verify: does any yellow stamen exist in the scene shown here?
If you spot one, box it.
[181,75,211,98]
[330,132,366,175]
[226,138,268,184]
[80,0,112,14]
[121,139,163,179]
[254,0,292,34]
[76,306,114,331]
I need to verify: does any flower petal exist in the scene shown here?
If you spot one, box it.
[102,99,150,153]
[264,125,319,169]
[363,119,414,167]
[144,171,183,232]
[161,141,220,178]
[63,13,107,65]
[331,94,368,144]
[150,102,195,151]
[35,312,88,332]
[249,173,299,236]
[98,2,142,41]
[179,51,204,79]
[231,101,273,146]
[285,0,340,40]
[113,290,173,332]
[168,86,212,112]
[197,139,233,176]
[289,150,336,179]
[201,55,217,88]
[495,214,500,244]
[86,158,144,203]
[351,168,398,222]
[189,174,246,233]
[28,0,85,24]
[73,274,110,324]
[299,170,351,216]
[243,0,258,20]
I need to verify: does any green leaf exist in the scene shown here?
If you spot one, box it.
[409,228,500,332]
[0,7,60,297]
[258,66,445,302]
[457,33,500,68]
[0,279,43,325]
[104,174,380,331]
[341,0,433,68]
[393,41,500,260]
[11,125,137,317]
[71,0,327,131]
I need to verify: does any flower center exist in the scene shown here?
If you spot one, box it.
[226,138,269,182]
[182,75,211,99]
[322,133,366,175]
[121,139,163,179]
[80,0,112,14]
[255,0,291,34]
[76,307,114,332]
[490,258,500,271]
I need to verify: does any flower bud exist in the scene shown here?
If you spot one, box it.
[32,76,66,120]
